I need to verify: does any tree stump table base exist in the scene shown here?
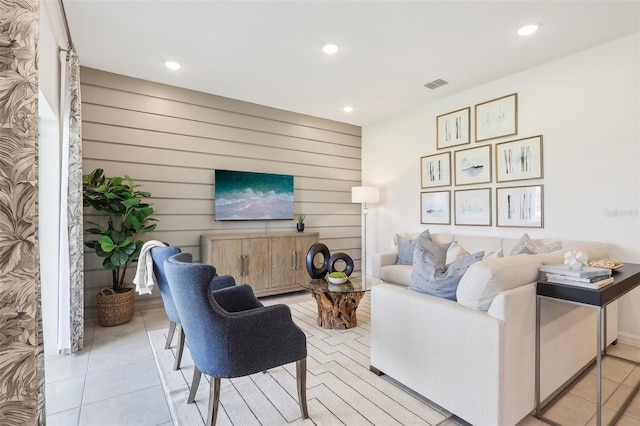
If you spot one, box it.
[312,291,365,329]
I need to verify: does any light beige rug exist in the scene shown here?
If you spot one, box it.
[148,294,452,425]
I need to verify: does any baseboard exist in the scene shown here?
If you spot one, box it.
[617,332,640,347]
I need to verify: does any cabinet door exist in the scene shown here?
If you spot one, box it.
[270,236,297,289]
[242,237,269,292]
[295,234,319,281]
[208,239,243,283]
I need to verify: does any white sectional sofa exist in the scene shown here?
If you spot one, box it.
[371,233,615,426]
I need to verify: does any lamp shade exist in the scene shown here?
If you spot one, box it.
[351,186,379,204]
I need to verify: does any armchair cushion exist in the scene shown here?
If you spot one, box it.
[213,284,264,312]
[211,274,236,291]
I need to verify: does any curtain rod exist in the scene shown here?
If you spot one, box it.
[58,0,74,50]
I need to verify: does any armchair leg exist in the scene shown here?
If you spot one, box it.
[296,358,309,419]
[188,368,202,404]
[165,321,177,349]
[173,326,185,371]
[206,377,221,426]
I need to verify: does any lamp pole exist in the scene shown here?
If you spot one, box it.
[351,186,379,277]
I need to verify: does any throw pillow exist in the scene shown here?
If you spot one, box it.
[445,241,469,265]
[396,235,417,265]
[409,247,484,301]
[510,233,561,256]
[484,248,504,260]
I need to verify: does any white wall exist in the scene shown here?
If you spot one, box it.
[363,34,640,342]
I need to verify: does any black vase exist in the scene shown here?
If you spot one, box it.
[296,223,305,232]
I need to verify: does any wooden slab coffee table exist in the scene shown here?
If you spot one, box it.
[298,275,381,330]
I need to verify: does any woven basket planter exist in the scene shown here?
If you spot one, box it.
[96,287,135,327]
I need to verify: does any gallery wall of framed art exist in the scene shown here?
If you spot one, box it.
[420,92,545,228]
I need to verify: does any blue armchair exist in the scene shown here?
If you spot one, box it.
[150,246,236,371]
[165,252,309,425]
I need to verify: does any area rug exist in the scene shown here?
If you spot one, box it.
[148,294,452,425]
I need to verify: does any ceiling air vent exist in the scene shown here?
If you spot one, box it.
[424,79,449,90]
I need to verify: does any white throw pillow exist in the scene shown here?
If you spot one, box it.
[484,248,504,260]
[445,241,469,265]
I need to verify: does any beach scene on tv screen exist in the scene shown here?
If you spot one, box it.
[215,170,294,220]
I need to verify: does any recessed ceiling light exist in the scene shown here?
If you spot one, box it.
[517,24,538,37]
[165,61,181,70]
[343,106,353,113]
[323,44,339,54]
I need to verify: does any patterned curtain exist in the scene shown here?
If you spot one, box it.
[0,0,46,423]
[62,49,84,353]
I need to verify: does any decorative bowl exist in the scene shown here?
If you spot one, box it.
[327,276,348,285]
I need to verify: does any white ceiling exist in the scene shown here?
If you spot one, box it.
[63,1,639,126]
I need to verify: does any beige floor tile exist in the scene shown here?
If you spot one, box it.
[587,356,637,383]
[586,406,640,426]
[544,393,596,426]
[624,367,640,388]
[608,343,640,364]
[516,415,549,425]
[605,384,640,420]
[569,372,621,404]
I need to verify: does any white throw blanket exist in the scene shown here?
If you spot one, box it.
[133,240,168,295]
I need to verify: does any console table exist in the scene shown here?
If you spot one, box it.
[535,263,640,426]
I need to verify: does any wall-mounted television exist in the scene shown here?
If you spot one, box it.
[214,169,294,221]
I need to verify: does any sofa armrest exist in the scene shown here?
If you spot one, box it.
[372,251,398,275]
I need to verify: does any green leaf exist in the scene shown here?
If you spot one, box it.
[97,236,115,253]
[122,198,140,209]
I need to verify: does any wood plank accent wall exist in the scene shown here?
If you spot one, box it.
[80,67,362,312]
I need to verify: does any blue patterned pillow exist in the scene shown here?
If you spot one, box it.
[396,235,417,265]
[396,230,431,265]
[410,238,483,301]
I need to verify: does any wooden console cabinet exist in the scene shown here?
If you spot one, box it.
[200,232,319,297]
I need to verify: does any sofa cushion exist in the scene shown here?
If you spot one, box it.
[456,254,544,310]
[379,264,412,287]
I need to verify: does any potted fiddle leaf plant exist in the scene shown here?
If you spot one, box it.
[296,213,307,232]
[83,168,157,326]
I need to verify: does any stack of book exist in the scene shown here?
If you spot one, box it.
[539,264,614,289]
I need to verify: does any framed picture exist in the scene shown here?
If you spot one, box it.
[495,135,543,183]
[437,107,470,149]
[421,191,451,225]
[454,145,492,186]
[454,188,492,226]
[475,93,518,142]
[421,152,451,188]
[496,185,543,228]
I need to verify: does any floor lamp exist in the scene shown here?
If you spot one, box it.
[352,186,379,276]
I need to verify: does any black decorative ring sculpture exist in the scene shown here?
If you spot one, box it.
[327,252,354,276]
[306,243,330,279]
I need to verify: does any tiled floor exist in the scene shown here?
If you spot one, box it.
[45,291,312,426]
[45,291,640,426]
